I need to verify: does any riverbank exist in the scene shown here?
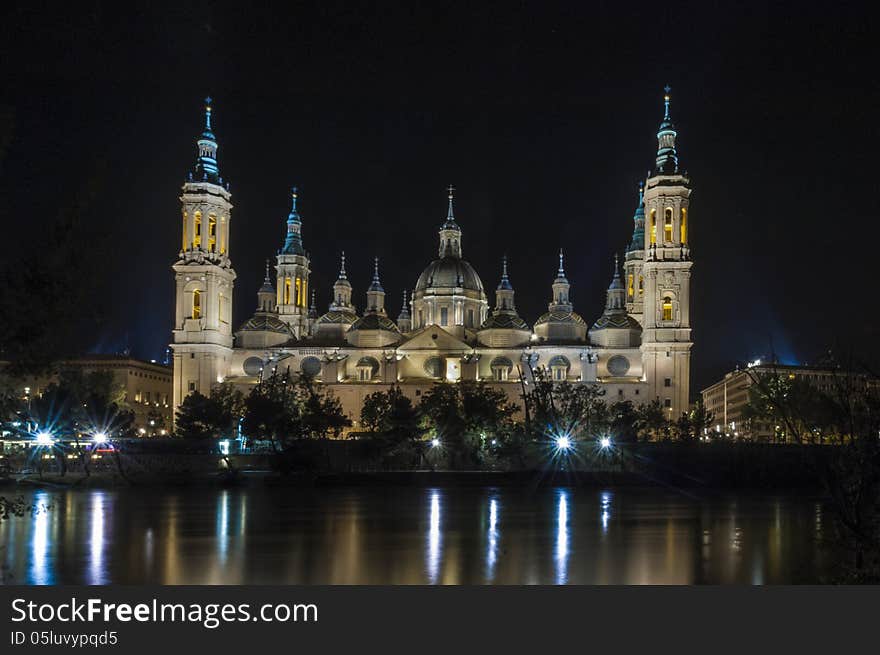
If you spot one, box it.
[0,442,833,491]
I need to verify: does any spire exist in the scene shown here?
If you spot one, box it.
[654,85,679,175]
[555,248,568,282]
[365,256,386,314]
[549,249,572,310]
[281,185,306,255]
[192,96,221,184]
[627,181,646,252]
[368,256,384,292]
[494,255,517,313]
[256,259,276,312]
[259,258,274,292]
[398,290,411,320]
[446,184,456,223]
[438,184,463,257]
[338,251,348,280]
[497,255,513,291]
[604,254,626,311]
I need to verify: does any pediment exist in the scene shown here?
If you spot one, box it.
[396,325,472,353]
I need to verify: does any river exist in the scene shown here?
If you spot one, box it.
[0,486,830,584]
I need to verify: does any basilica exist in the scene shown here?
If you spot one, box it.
[170,91,693,428]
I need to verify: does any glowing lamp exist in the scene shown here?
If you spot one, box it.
[599,436,612,450]
[35,431,54,446]
[93,432,108,445]
[556,436,572,451]
[431,438,441,448]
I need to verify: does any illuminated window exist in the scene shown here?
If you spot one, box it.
[284,278,291,305]
[680,207,687,244]
[627,274,634,298]
[208,214,217,252]
[192,289,202,319]
[193,211,202,248]
[650,209,656,245]
[219,217,226,254]
[662,296,673,321]
[295,277,302,306]
[664,208,673,243]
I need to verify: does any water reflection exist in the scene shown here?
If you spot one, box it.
[1,487,831,585]
[88,492,107,585]
[426,490,442,584]
[555,490,569,584]
[30,491,52,585]
[600,491,611,533]
[485,496,499,582]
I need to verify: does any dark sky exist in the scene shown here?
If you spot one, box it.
[1,1,878,395]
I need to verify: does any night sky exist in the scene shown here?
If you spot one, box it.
[1,1,878,395]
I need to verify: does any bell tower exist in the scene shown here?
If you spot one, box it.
[640,87,693,417]
[171,98,236,416]
[276,186,311,338]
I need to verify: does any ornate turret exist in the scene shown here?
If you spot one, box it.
[236,259,292,349]
[365,257,386,315]
[438,184,462,258]
[330,251,354,311]
[397,290,411,333]
[190,97,223,185]
[275,185,311,337]
[550,249,572,311]
[534,249,586,343]
[348,256,400,347]
[654,85,679,176]
[257,259,276,312]
[281,186,305,256]
[478,256,530,347]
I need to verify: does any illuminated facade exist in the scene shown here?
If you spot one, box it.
[170,90,694,427]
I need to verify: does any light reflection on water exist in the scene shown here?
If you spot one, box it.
[0,486,830,585]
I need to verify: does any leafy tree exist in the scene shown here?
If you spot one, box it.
[635,400,671,441]
[175,391,218,440]
[360,386,425,467]
[527,369,606,442]
[241,369,350,451]
[420,381,519,468]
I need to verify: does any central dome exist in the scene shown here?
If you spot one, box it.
[414,257,485,294]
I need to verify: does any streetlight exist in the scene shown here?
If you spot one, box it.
[599,436,612,450]
[431,438,441,448]
[35,430,54,446]
[93,431,108,445]
[556,435,572,451]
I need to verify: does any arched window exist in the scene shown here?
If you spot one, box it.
[638,275,644,296]
[294,277,302,306]
[284,277,292,305]
[490,356,513,381]
[662,296,673,321]
[627,273,634,298]
[681,207,687,244]
[650,209,657,245]
[193,211,202,248]
[192,289,202,319]
[664,208,673,243]
[208,214,217,252]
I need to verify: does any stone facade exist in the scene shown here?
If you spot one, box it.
[171,90,695,428]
